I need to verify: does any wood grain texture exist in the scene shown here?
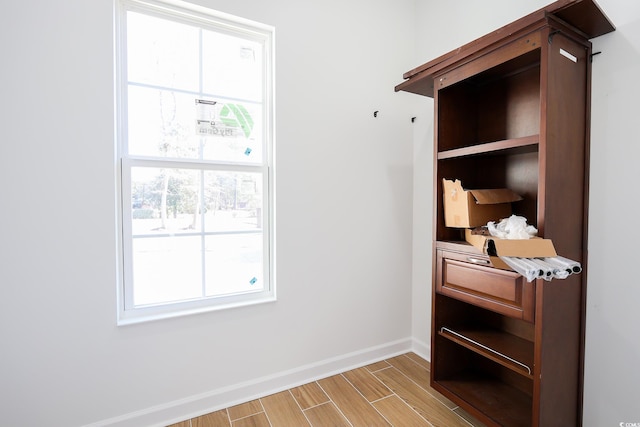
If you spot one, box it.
[260,391,310,426]
[317,374,391,427]
[342,367,393,402]
[166,352,485,427]
[372,395,432,427]
[366,359,391,372]
[303,402,350,427]
[386,355,457,409]
[232,412,270,427]
[290,381,329,410]
[374,367,472,427]
[405,352,430,371]
[227,400,262,421]
[192,410,230,427]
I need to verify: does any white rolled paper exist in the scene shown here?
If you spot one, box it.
[499,255,582,282]
[533,258,569,280]
[542,256,582,274]
[499,256,538,282]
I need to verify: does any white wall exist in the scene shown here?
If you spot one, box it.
[585,4,640,424]
[0,0,416,426]
[410,1,640,426]
[2,0,638,426]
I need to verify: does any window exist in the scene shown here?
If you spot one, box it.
[115,0,275,324]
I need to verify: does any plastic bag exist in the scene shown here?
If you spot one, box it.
[487,215,537,240]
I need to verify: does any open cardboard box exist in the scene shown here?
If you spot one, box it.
[465,228,557,270]
[442,179,523,228]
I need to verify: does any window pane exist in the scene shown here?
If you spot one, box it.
[205,234,263,297]
[131,167,202,235]
[127,11,199,91]
[128,85,262,162]
[202,31,263,102]
[132,236,202,306]
[204,171,263,233]
[197,100,263,163]
[128,86,199,158]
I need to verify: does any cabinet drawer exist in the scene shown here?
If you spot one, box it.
[436,250,534,322]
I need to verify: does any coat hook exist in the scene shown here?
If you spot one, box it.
[411,117,416,123]
[373,111,379,118]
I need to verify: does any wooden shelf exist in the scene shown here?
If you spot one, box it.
[439,327,534,378]
[437,135,538,160]
[436,371,532,427]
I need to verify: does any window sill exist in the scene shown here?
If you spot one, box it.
[117,294,276,326]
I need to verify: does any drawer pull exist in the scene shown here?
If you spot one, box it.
[467,257,490,265]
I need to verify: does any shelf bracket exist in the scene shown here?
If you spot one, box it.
[548,30,561,44]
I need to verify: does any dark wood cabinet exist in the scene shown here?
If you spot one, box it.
[396,1,614,425]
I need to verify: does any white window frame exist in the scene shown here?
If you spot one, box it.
[115,0,275,325]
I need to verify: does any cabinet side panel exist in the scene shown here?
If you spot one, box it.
[542,33,588,261]
[538,32,589,427]
[536,277,583,426]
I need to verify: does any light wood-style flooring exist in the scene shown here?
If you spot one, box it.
[167,352,486,427]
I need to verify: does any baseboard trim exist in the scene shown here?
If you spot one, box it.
[84,338,413,427]
[411,337,430,362]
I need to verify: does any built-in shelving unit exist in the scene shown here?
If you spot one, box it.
[395,1,615,425]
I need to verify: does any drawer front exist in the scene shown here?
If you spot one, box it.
[436,250,534,322]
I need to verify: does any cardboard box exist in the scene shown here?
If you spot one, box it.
[442,179,522,228]
[465,228,557,270]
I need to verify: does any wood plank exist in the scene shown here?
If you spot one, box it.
[304,402,350,427]
[553,0,615,38]
[454,407,488,427]
[231,412,270,427]
[290,381,329,410]
[386,355,430,388]
[404,352,430,371]
[372,395,432,427]
[260,390,310,426]
[374,367,470,427]
[191,410,231,427]
[227,400,263,421]
[342,367,392,402]
[317,374,391,427]
[437,135,539,160]
[166,422,190,427]
[386,355,457,409]
[365,360,391,372]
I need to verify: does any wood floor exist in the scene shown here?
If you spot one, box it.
[167,352,486,427]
